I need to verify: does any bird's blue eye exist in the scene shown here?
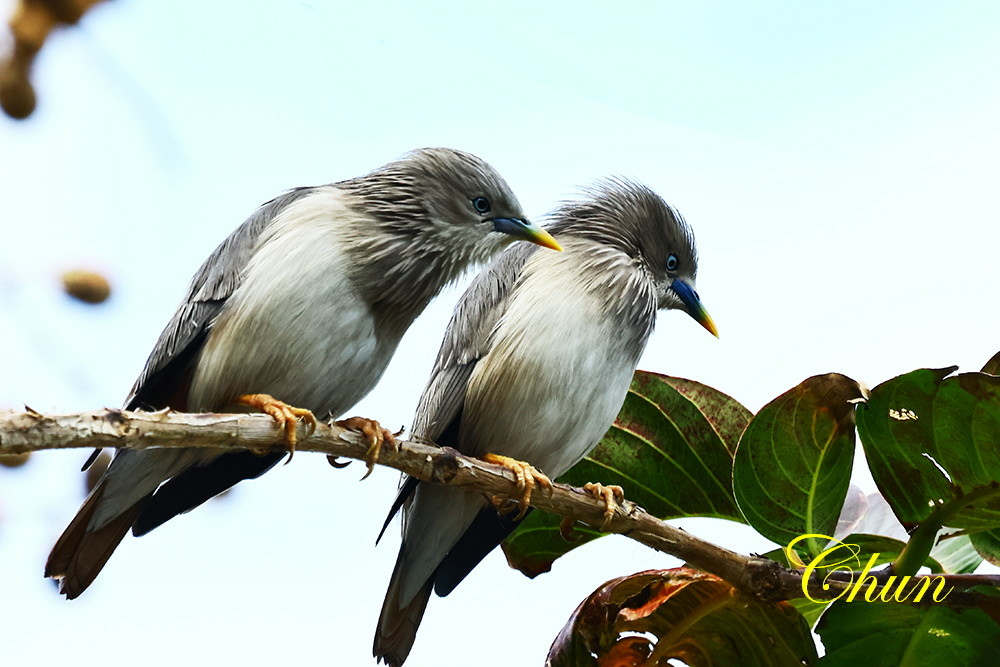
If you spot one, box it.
[666,254,679,271]
[472,197,491,214]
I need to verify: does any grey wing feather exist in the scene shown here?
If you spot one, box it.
[378,243,538,541]
[125,188,315,410]
[410,243,538,443]
[94,188,318,523]
[379,245,537,533]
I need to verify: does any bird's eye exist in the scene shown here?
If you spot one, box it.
[666,254,679,272]
[472,197,491,214]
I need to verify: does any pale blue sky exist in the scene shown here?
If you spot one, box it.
[2,2,999,666]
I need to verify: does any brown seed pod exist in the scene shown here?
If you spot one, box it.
[62,269,112,304]
[0,452,31,468]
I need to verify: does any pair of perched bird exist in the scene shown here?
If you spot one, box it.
[44,147,717,666]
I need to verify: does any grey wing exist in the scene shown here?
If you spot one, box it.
[125,187,315,411]
[410,244,537,444]
[377,244,538,543]
[89,188,319,522]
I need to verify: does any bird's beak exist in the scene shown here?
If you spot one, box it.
[491,218,563,251]
[669,279,719,338]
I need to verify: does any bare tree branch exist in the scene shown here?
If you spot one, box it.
[2,407,998,611]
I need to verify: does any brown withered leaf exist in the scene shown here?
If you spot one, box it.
[546,568,817,667]
[982,351,1000,376]
[596,637,651,667]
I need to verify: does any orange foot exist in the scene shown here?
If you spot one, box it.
[583,482,625,531]
[235,393,317,461]
[483,453,553,519]
[334,416,398,480]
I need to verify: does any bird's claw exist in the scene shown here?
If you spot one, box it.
[235,393,317,462]
[583,482,625,531]
[334,416,398,480]
[483,453,552,520]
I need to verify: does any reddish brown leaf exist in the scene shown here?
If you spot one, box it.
[597,637,651,667]
[547,568,817,667]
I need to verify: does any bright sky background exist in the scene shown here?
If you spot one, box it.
[2,2,999,666]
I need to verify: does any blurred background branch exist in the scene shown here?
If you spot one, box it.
[1,0,109,119]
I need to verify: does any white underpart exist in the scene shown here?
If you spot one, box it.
[462,248,639,475]
[191,187,393,415]
[97,189,399,527]
[399,241,647,605]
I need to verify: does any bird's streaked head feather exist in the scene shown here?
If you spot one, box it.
[334,148,558,323]
[344,148,558,258]
[547,178,717,336]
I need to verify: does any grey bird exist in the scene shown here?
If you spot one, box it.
[373,179,718,666]
[44,147,562,600]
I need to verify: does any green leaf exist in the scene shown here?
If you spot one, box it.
[981,351,1000,375]
[733,374,864,558]
[970,528,1000,566]
[547,568,819,667]
[856,368,955,526]
[856,368,1000,531]
[817,602,1000,666]
[789,597,830,628]
[503,372,751,577]
[932,532,984,574]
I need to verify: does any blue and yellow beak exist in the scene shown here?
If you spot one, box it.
[491,218,563,251]
[669,279,719,337]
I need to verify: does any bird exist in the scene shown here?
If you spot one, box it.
[373,179,718,666]
[44,147,563,600]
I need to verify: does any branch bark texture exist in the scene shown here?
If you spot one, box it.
[1,407,996,610]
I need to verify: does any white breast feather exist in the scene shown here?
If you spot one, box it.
[461,245,643,477]
[189,188,394,416]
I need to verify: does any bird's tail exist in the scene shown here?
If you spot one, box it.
[373,544,434,667]
[44,482,147,600]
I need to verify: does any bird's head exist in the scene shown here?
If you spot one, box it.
[641,197,718,338]
[333,148,563,317]
[395,148,562,261]
[553,179,718,338]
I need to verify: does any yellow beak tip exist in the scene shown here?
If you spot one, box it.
[530,228,563,252]
[697,311,719,338]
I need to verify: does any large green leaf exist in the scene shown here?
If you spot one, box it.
[817,602,1000,666]
[856,368,1000,531]
[733,374,864,558]
[503,372,751,578]
[547,568,819,667]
